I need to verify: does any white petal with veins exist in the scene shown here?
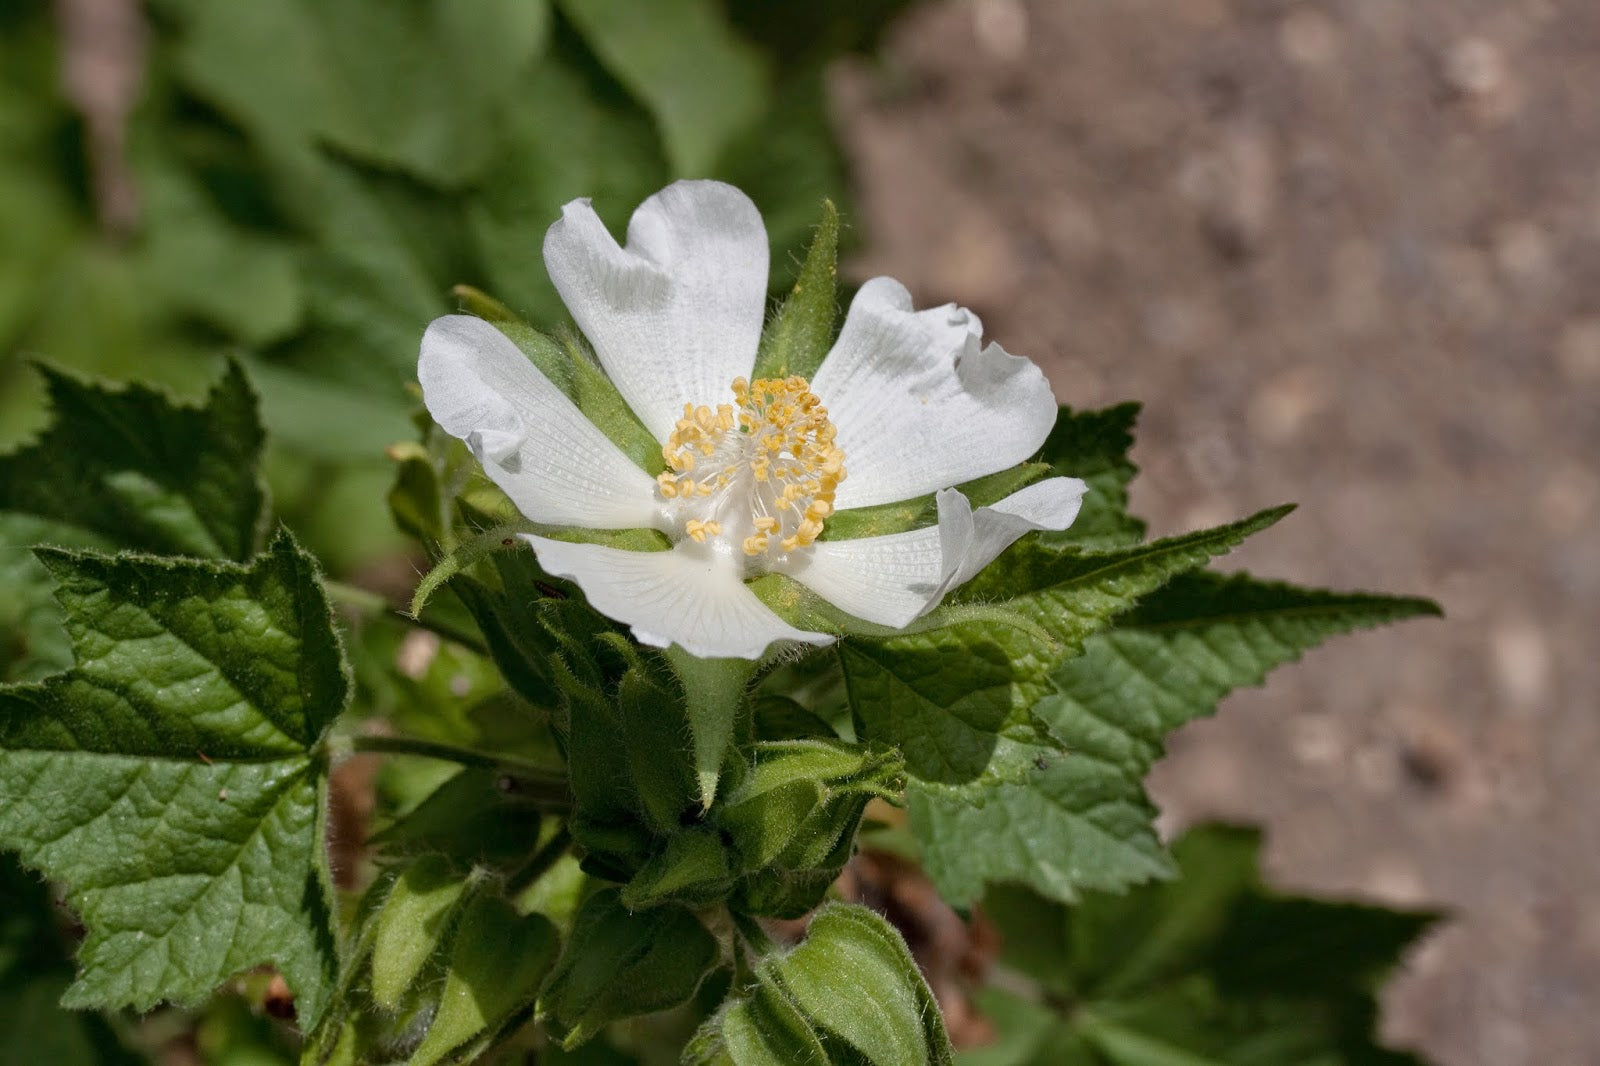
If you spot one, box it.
[811,277,1059,510]
[524,535,834,660]
[543,181,768,442]
[419,315,662,530]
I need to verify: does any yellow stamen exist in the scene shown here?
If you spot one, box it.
[658,375,847,559]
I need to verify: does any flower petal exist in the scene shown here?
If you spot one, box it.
[543,180,769,442]
[524,535,833,660]
[419,315,662,530]
[933,476,1090,596]
[811,277,1060,510]
[783,477,1086,627]
[782,526,945,629]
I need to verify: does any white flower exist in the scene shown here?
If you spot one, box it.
[419,180,1087,659]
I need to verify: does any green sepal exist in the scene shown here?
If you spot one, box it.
[369,856,471,1011]
[686,904,954,1066]
[665,648,758,809]
[451,290,663,474]
[820,461,1049,543]
[304,865,559,1066]
[407,890,560,1066]
[536,887,719,1050]
[720,740,903,919]
[752,199,839,383]
[618,663,700,835]
[620,827,734,911]
[717,739,902,872]
[0,530,346,1024]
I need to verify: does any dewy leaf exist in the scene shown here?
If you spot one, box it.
[915,572,1441,908]
[686,904,954,1066]
[557,0,769,176]
[0,531,348,1023]
[0,361,268,560]
[1037,404,1145,549]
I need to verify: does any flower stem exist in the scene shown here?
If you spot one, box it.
[340,734,573,811]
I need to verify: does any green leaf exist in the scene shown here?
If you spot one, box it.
[980,825,1438,1066]
[963,506,1296,651]
[369,856,468,1011]
[1039,572,1443,792]
[466,54,670,327]
[915,568,1439,908]
[839,615,1060,789]
[751,200,839,382]
[170,0,550,189]
[1037,404,1145,549]
[908,748,1175,908]
[140,166,303,347]
[536,887,719,1049]
[557,0,769,176]
[0,361,268,560]
[0,531,347,1023]
[687,904,954,1066]
[408,891,559,1066]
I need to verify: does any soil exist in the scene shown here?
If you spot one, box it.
[830,2,1600,1063]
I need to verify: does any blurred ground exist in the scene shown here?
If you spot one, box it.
[830,2,1599,1063]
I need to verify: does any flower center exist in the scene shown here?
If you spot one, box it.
[655,375,845,559]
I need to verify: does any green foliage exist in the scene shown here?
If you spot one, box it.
[1037,404,1145,549]
[0,0,888,571]
[971,824,1438,1066]
[0,532,346,1023]
[538,888,720,1050]
[0,364,268,679]
[751,200,841,383]
[687,904,954,1066]
[555,0,767,177]
[306,860,559,1066]
[0,46,1444,1057]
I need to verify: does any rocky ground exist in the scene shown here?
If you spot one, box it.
[830,2,1600,1063]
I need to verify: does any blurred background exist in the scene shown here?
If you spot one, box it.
[1,0,1595,1064]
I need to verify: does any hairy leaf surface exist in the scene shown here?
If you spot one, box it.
[0,533,347,1021]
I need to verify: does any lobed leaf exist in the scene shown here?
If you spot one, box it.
[917,571,1440,907]
[0,532,347,1023]
[977,825,1439,1066]
[1036,403,1145,549]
